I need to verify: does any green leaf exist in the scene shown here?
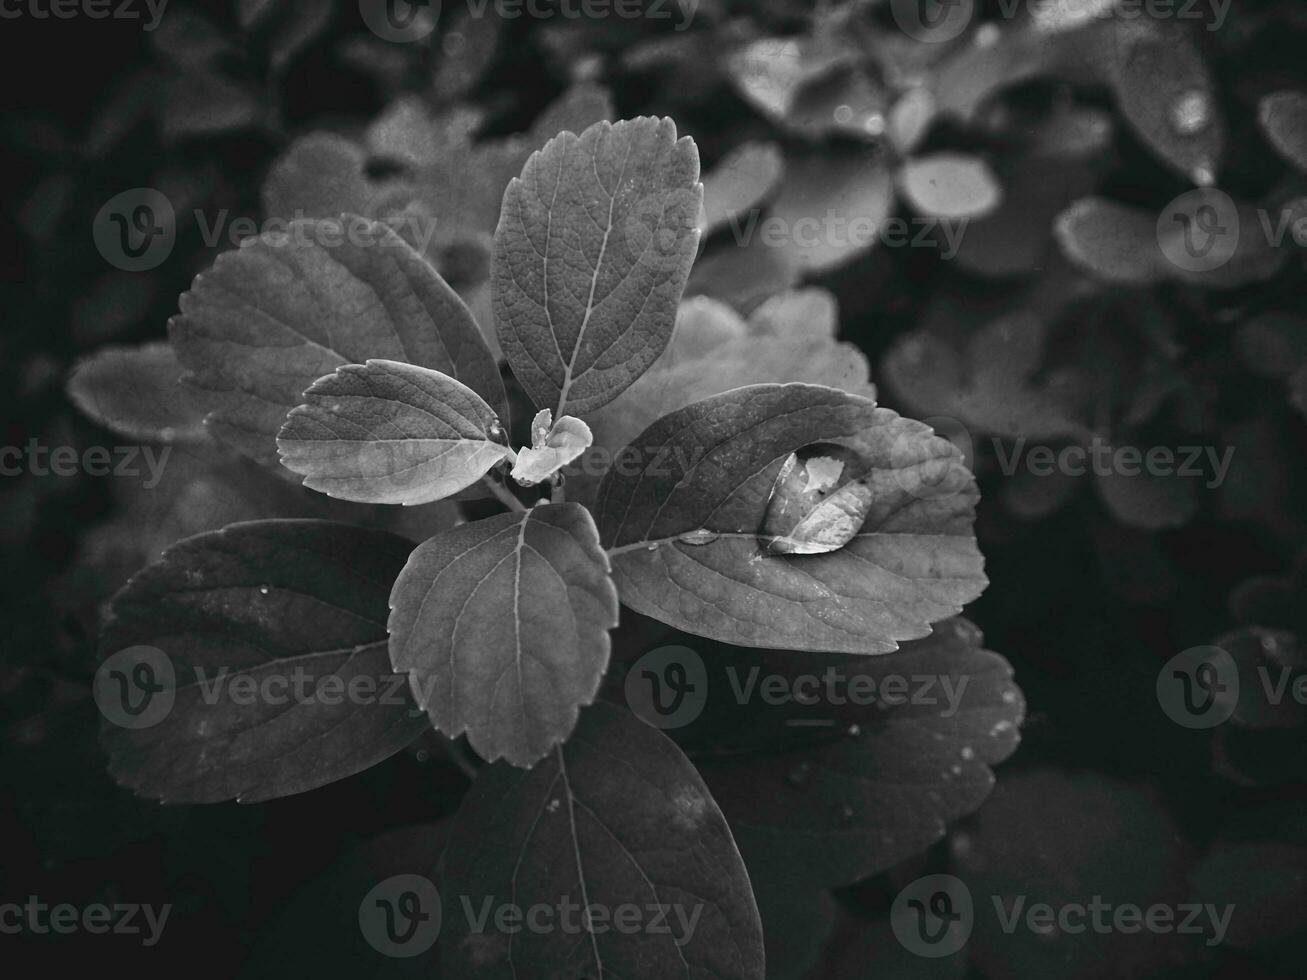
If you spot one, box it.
[594,384,986,653]
[438,701,765,979]
[277,359,512,505]
[1260,91,1307,174]
[898,153,1003,221]
[690,618,1023,890]
[492,117,702,417]
[388,504,618,767]
[97,520,429,804]
[67,342,208,444]
[169,215,506,469]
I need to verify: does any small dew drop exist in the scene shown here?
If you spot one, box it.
[786,762,812,788]
[1170,90,1212,136]
[864,113,886,136]
[677,528,719,546]
[846,723,862,737]
[1001,690,1018,705]
[960,746,975,761]
[836,803,856,824]
[975,24,1000,47]
[833,104,854,125]
[546,798,561,814]
[950,763,963,776]
[646,543,659,552]
[415,749,430,763]
[258,585,270,596]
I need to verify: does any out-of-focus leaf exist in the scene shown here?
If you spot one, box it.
[1213,627,1306,730]
[1055,194,1286,288]
[67,342,208,444]
[595,384,986,653]
[883,315,1088,441]
[898,153,1002,220]
[955,769,1196,980]
[685,230,801,313]
[1094,456,1199,530]
[1260,91,1307,174]
[956,105,1112,277]
[389,504,617,767]
[98,520,430,803]
[493,117,702,417]
[1107,23,1224,184]
[438,702,765,978]
[766,148,895,273]
[727,36,852,122]
[1236,313,1307,378]
[159,72,266,144]
[278,360,512,505]
[433,12,503,103]
[701,141,784,236]
[1190,841,1307,950]
[170,216,506,469]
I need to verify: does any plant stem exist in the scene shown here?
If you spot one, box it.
[482,475,526,512]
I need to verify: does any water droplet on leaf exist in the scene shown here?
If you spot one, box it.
[763,445,874,555]
[677,528,719,546]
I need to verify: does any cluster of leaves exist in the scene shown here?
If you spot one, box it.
[70,94,1024,974]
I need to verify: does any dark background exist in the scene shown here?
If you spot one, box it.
[3,1,1307,976]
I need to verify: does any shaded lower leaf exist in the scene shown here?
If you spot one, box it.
[438,701,764,979]
[693,618,1024,891]
[97,520,430,803]
[388,504,619,767]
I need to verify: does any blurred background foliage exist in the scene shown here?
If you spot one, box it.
[3,0,1307,976]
